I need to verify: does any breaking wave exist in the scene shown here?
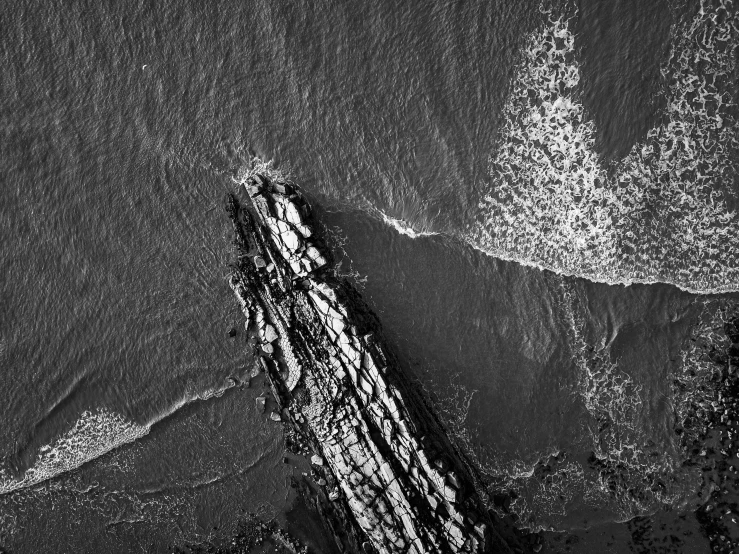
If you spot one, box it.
[0,409,149,495]
[471,0,739,294]
[0,383,237,495]
[377,211,440,239]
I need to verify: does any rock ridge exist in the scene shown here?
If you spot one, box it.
[226,172,513,554]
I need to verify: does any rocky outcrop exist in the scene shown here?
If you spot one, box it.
[226,173,511,554]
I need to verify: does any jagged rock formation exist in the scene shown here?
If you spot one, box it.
[226,173,511,554]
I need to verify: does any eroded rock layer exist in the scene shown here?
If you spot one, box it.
[226,174,507,554]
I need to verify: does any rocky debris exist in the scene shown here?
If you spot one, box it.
[227,173,512,554]
[171,511,308,554]
[264,324,279,343]
[695,312,739,554]
[250,362,262,379]
[311,454,324,466]
[256,395,267,413]
[270,412,283,422]
[670,303,739,554]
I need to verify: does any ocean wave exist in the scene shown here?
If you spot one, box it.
[0,381,238,495]
[0,409,149,496]
[472,0,739,294]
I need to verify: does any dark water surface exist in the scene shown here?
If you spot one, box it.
[1,0,737,552]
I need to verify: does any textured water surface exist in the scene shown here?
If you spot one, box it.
[1,0,737,552]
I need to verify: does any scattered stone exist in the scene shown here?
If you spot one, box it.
[270,412,282,422]
[251,363,262,379]
[254,255,266,268]
[447,471,462,489]
[255,396,267,413]
[317,478,327,486]
[262,343,274,355]
[311,454,324,466]
[264,324,279,343]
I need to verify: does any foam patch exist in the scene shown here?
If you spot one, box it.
[473,0,739,294]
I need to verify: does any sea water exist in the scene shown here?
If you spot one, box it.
[1,0,737,552]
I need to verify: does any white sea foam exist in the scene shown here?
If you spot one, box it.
[472,0,739,294]
[0,409,149,495]
[474,279,711,530]
[233,156,292,187]
[0,383,236,495]
[672,299,737,447]
[559,283,643,454]
[488,281,672,530]
[556,280,692,521]
[377,210,440,239]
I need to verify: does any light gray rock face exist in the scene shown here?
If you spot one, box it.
[227,175,499,554]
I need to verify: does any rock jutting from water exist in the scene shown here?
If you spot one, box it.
[225,172,514,553]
